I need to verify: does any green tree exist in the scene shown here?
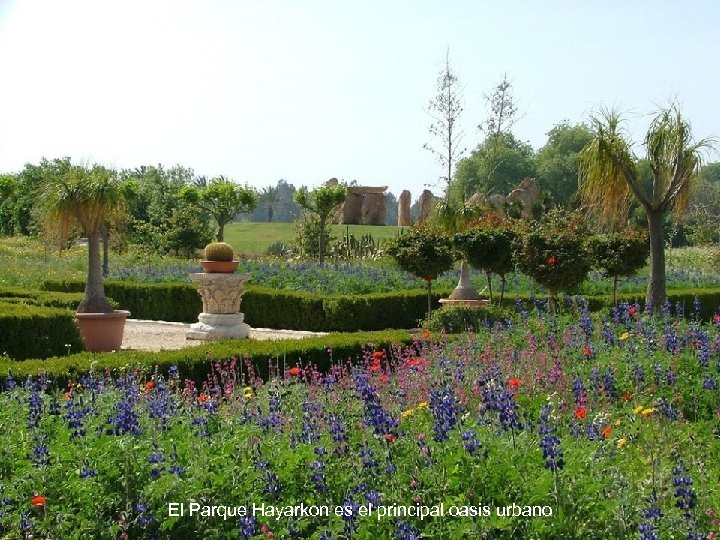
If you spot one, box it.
[386,226,455,319]
[423,49,466,194]
[535,121,594,206]
[514,209,591,311]
[587,231,649,305]
[164,204,215,257]
[0,173,18,234]
[260,185,280,222]
[182,177,258,241]
[453,133,536,200]
[453,219,516,304]
[294,183,347,264]
[578,106,714,311]
[37,164,124,313]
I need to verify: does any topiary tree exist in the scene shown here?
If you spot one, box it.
[386,226,455,319]
[294,183,347,264]
[453,220,516,305]
[587,231,649,305]
[514,209,591,311]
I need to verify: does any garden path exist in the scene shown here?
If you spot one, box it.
[122,319,327,352]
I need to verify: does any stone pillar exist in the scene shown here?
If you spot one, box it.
[418,189,433,224]
[187,273,251,340]
[398,190,411,226]
[342,192,363,224]
[362,193,386,225]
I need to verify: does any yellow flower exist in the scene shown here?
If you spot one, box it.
[614,419,621,426]
[633,405,644,414]
[619,332,630,341]
[401,408,415,419]
[244,391,253,399]
[641,408,654,416]
[243,387,253,393]
[617,438,627,449]
[417,402,428,410]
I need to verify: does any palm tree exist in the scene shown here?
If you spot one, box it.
[38,164,124,313]
[261,185,280,222]
[578,105,713,311]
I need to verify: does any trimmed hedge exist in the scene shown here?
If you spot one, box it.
[42,279,720,330]
[0,286,86,310]
[0,301,84,360]
[0,329,414,387]
[42,279,452,330]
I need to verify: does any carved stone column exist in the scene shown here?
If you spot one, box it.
[186,273,251,340]
[398,190,412,226]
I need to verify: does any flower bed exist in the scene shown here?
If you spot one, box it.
[2,306,720,538]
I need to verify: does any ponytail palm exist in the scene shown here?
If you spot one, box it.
[579,106,713,311]
[39,164,123,313]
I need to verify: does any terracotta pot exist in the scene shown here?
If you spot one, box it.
[75,310,131,352]
[200,260,239,273]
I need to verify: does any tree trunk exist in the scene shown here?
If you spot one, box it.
[612,275,618,307]
[426,279,433,320]
[318,221,326,265]
[77,230,113,314]
[217,223,225,242]
[646,209,666,312]
[500,274,507,306]
[486,271,493,303]
[102,225,109,278]
[268,206,274,222]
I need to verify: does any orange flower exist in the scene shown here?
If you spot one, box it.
[384,433,396,444]
[405,357,428,369]
[583,346,592,357]
[422,329,431,340]
[623,391,632,401]
[288,367,302,377]
[547,256,557,266]
[62,391,72,401]
[31,495,46,507]
[372,351,384,360]
[601,426,612,439]
[370,359,381,373]
[198,393,207,403]
[379,373,389,383]
[145,381,155,390]
[508,378,521,389]
[575,406,587,420]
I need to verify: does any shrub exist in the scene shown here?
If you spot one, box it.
[587,231,649,304]
[514,209,591,310]
[386,226,455,319]
[0,301,84,360]
[293,213,334,260]
[424,305,513,332]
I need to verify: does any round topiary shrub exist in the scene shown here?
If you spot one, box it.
[204,242,235,261]
[587,230,649,305]
[514,209,591,310]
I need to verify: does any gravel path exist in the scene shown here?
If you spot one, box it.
[122,319,328,352]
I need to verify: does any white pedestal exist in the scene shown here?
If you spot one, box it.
[187,313,251,340]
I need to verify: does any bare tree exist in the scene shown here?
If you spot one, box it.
[479,74,519,138]
[423,49,466,197]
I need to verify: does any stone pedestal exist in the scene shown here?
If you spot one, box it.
[438,261,489,308]
[187,273,251,341]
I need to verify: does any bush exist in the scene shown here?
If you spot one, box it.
[587,231,649,304]
[0,301,84,360]
[293,213,334,259]
[424,305,513,332]
[514,209,591,308]
[0,329,413,387]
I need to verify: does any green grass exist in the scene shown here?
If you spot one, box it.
[224,221,405,255]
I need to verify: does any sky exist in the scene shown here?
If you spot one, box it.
[0,0,718,197]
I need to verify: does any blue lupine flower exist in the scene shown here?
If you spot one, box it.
[396,520,422,540]
[538,405,563,472]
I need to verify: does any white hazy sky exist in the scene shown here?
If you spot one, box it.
[0,0,718,196]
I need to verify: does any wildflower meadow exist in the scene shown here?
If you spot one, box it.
[3,298,720,539]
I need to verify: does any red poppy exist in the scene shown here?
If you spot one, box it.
[31,495,46,507]
[575,406,587,420]
[508,378,521,389]
[601,426,612,439]
[372,351,384,360]
[145,381,155,390]
[370,359,381,373]
[288,367,302,377]
[629,306,637,316]
[547,256,557,266]
[379,373,389,383]
[623,391,632,401]
[583,346,592,357]
[384,433,396,444]
[713,314,720,324]
[405,357,428,369]
[198,393,207,403]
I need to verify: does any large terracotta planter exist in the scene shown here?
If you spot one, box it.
[75,310,131,352]
[200,260,239,273]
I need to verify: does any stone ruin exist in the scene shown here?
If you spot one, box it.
[327,179,388,225]
[467,177,541,219]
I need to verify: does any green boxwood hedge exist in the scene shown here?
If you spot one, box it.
[0,329,413,387]
[0,301,84,360]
